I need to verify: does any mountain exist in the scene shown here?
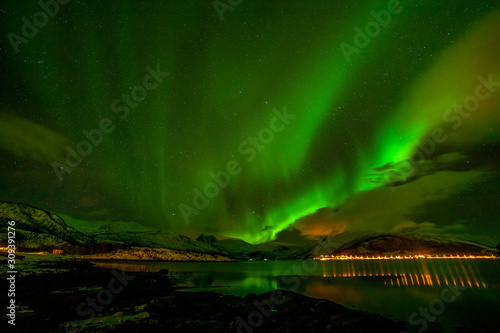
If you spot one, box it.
[194,235,300,259]
[196,234,218,244]
[329,232,500,257]
[62,217,233,255]
[5,201,496,260]
[292,235,343,259]
[0,201,94,253]
[0,202,300,259]
[215,238,256,254]
[272,245,290,253]
[329,231,375,246]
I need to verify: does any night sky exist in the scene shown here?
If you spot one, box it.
[1,1,499,245]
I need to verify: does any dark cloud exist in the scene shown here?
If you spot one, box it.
[293,169,491,241]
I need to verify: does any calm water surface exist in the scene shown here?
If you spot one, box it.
[93,259,500,331]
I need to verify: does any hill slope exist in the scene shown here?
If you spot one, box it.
[0,201,94,252]
[331,232,500,257]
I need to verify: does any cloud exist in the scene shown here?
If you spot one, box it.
[392,221,467,234]
[293,207,349,238]
[293,170,484,237]
[367,148,491,189]
[0,111,68,163]
[391,221,437,232]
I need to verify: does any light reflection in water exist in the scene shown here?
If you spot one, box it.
[92,259,500,291]
[90,257,500,331]
[319,259,497,288]
[91,261,162,272]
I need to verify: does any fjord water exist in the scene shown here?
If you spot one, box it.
[94,259,500,331]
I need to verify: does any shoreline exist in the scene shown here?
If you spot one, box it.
[0,257,423,333]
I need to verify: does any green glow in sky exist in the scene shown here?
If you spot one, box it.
[1,1,499,245]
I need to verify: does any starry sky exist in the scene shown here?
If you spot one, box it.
[1,0,499,245]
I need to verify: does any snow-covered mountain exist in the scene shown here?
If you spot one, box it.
[0,201,94,252]
[0,202,301,259]
[61,215,306,259]
[3,201,497,260]
[330,232,500,257]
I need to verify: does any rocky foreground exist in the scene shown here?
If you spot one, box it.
[0,257,453,333]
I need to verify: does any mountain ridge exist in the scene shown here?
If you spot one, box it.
[2,201,498,260]
[329,231,500,257]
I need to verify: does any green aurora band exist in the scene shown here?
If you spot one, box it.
[1,1,499,244]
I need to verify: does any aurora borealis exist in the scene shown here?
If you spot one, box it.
[1,0,499,245]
